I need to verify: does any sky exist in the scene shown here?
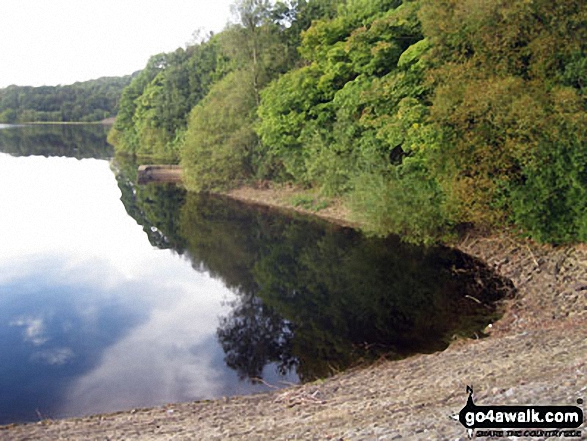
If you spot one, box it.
[0,0,235,88]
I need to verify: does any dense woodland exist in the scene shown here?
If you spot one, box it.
[0,75,135,123]
[109,0,587,245]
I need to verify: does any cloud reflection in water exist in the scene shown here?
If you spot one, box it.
[0,153,281,423]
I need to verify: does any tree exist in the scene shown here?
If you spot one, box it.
[181,70,258,191]
[257,1,427,195]
[109,37,223,160]
[419,0,587,242]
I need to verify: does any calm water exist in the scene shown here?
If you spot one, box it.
[0,125,513,424]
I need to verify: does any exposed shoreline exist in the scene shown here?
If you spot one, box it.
[2,186,586,440]
[224,185,360,229]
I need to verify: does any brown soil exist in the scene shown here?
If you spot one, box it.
[2,187,586,441]
[226,185,359,229]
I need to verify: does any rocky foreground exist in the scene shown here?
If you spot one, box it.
[2,227,586,440]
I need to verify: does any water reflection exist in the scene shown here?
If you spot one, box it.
[0,138,290,425]
[182,195,512,382]
[0,124,113,159]
[0,126,513,425]
[115,157,514,383]
[0,256,148,422]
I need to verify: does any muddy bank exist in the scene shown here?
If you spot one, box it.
[2,189,586,440]
[225,185,359,229]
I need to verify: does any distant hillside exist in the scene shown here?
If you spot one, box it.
[0,74,139,123]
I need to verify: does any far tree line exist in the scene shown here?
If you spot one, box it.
[0,74,136,123]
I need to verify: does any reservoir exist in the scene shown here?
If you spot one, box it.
[0,125,512,425]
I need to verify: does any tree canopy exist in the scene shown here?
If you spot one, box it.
[109,0,587,245]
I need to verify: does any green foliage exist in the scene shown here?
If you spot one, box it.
[0,75,134,123]
[289,193,330,211]
[272,0,341,52]
[419,0,587,242]
[109,0,587,244]
[258,0,426,197]
[257,64,331,181]
[181,70,258,191]
[109,37,224,160]
[179,0,297,188]
[501,92,587,243]
[107,54,169,155]
[349,159,454,245]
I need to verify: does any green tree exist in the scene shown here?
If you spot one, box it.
[257,1,427,195]
[419,0,587,242]
[181,70,258,191]
[109,38,224,160]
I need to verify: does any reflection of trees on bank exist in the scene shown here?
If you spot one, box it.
[0,124,113,159]
[113,155,187,252]
[115,184,513,383]
[179,194,270,292]
[178,194,514,382]
[254,233,511,381]
[179,195,300,380]
[217,293,295,382]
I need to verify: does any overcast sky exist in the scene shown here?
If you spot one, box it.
[0,0,235,88]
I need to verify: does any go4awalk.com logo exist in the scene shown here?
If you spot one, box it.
[453,386,584,439]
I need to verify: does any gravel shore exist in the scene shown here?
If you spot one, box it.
[2,192,586,440]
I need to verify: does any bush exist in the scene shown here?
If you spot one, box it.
[349,159,455,245]
[504,102,587,243]
[181,70,258,192]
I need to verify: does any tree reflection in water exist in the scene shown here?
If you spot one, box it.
[217,293,295,382]
[117,171,514,384]
[0,124,113,159]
